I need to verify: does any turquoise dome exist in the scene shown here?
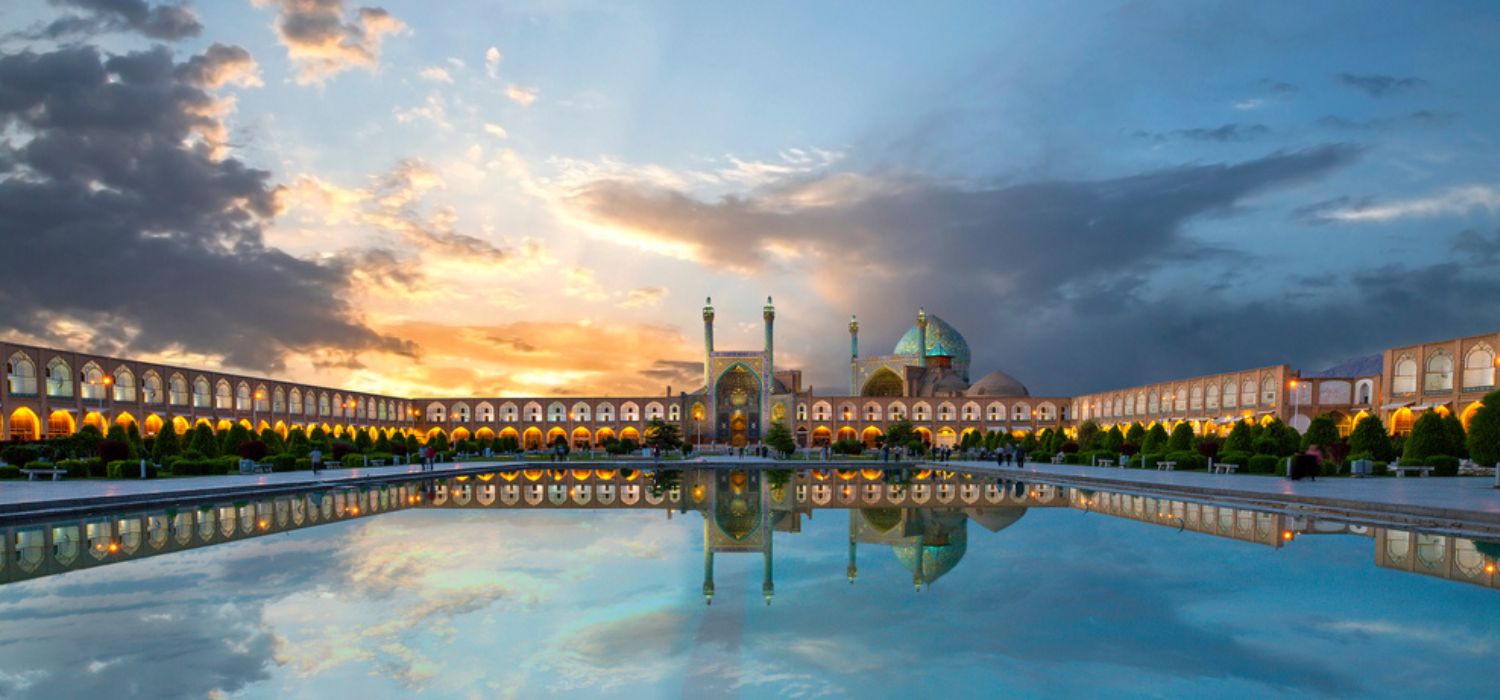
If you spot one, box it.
[892,512,969,585]
[894,314,971,373]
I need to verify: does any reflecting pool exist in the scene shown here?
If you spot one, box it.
[0,467,1496,699]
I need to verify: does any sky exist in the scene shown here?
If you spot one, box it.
[2,1,1500,398]
[0,504,1497,698]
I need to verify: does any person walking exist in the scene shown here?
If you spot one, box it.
[310,447,322,475]
[1016,448,1027,469]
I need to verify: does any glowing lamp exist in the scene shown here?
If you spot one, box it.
[107,542,120,553]
[1281,531,1295,541]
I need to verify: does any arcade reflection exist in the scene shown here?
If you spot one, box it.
[2,467,1497,594]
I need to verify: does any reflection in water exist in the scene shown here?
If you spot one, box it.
[4,467,1496,594]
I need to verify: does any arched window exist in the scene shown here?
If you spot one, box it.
[812,402,831,421]
[796,403,808,421]
[913,402,931,421]
[1356,380,1374,405]
[1190,385,1203,411]
[1012,403,1031,421]
[289,388,302,415]
[1206,383,1219,410]
[452,402,470,422]
[1261,376,1277,406]
[549,402,567,421]
[477,402,494,422]
[192,377,211,408]
[867,402,885,421]
[304,390,317,416]
[668,404,680,421]
[46,358,73,398]
[937,402,954,421]
[1424,351,1454,392]
[235,382,251,410]
[1147,392,1159,414]
[1240,379,1256,407]
[142,371,163,404]
[319,392,331,416]
[254,385,270,412]
[987,402,1004,421]
[1462,345,1494,391]
[426,403,446,422]
[111,367,136,401]
[571,402,590,421]
[1222,380,1237,408]
[1392,355,1417,395]
[1039,403,1056,420]
[502,402,520,422]
[79,362,105,400]
[6,353,37,395]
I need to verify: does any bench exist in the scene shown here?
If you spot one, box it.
[1157,461,1177,471]
[1388,465,1434,478]
[1212,463,1240,474]
[369,459,388,467]
[20,467,66,481]
[1050,455,1064,464]
[238,460,272,475]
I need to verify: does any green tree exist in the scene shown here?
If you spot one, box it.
[220,424,252,455]
[1349,414,1393,461]
[286,428,310,457]
[1142,423,1170,453]
[152,424,180,462]
[644,418,682,452]
[1403,411,1449,462]
[374,432,392,452]
[1168,422,1194,452]
[885,419,915,449]
[1224,421,1253,453]
[190,423,219,457]
[259,427,286,454]
[1076,421,1101,449]
[1301,414,1341,451]
[764,422,796,457]
[1102,426,1124,452]
[1467,390,1500,466]
[1124,423,1145,447]
[1440,412,1467,458]
[310,426,328,442]
[428,431,450,452]
[353,429,373,453]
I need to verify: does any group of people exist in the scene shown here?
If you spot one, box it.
[994,445,1027,468]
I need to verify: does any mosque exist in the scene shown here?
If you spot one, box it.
[3,297,1498,448]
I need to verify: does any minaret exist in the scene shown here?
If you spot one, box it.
[703,519,715,605]
[916,307,929,368]
[763,296,775,412]
[848,315,859,395]
[702,297,715,394]
[847,538,857,584]
[762,523,775,605]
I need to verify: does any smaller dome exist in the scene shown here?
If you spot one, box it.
[967,370,1029,397]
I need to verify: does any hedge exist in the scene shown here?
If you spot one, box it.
[165,456,237,476]
[270,454,297,472]
[0,465,20,479]
[106,460,157,479]
[1428,455,1459,477]
[1132,453,1165,469]
[1,444,41,466]
[1217,450,1253,468]
[1242,455,1278,476]
[1164,451,1207,470]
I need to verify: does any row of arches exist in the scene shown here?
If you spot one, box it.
[1079,373,1287,422]
[422,425,644,450]
[5,352,406,422]
[4,406,408,442]
[423,400,681,424]
[1392,345,1496,395]
[804,399,1061,423]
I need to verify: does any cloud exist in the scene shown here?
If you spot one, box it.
[1336,72,1426,97]
[1295,184,1500,224]
[176,43,265,89]
[484,46,502,79]
[622,286,668,308]
[258,0,406,85]
[0,44,415,371]
[506,84,538,106]
[1451,227,1500,265]
[483,122,509,139]
[565,145,1362,281]
[38,0,202,40]
[1136,123,1271,143]
[418,65,452,83]
[1316,111,1456,131]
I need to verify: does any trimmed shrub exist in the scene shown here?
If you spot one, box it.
[236,440,269,462]
[271,454,297,472]
[1428,455,1459,477]
[1168,423,1194,452]
[1164,451,1206,471]
[330,441,356,461]
[106,460,156,479]
[0,465,21,479]
[1403,411,1448,463]
[1,444,41,466]
[1246,454,1278,474]
[1468,390,1500,467]
[1217,450,1253,467]
[1350,414,1395,461]
[342,454,365,467]
[1134,452,1165,469]
[98,439,131,463]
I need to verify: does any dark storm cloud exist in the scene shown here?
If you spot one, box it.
[0,45,414,370]
[1452,227,1500,265]
[1335,72,1427,97]
[37,0,202,40]
[571,144,1360,296]
[1260,79,1299,94]
[1135,123,1271,143]
[641,359,703,384]
[1316,111,1456,131]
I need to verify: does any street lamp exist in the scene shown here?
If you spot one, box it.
[1289,379,1301,430]
[253,389,265,433]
